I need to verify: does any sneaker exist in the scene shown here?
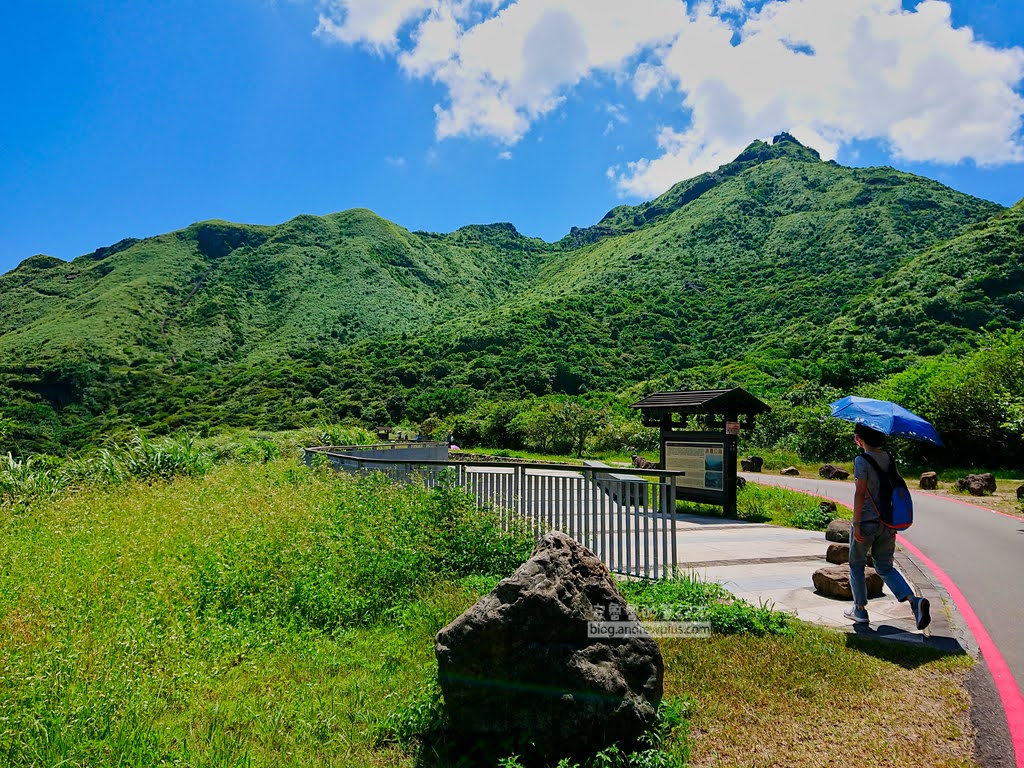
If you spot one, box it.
[912,597,931,630]
[844,605,869,624]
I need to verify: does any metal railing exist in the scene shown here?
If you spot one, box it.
[304,447,684,579]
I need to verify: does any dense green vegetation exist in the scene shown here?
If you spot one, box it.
[1,134,1021,467]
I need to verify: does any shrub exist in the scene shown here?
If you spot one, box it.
[84,431,213,484]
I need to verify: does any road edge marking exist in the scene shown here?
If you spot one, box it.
[896,536,1024,768]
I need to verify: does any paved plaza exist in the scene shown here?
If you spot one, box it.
[670,511,964,649]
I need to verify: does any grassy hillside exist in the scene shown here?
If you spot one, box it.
[0,134,1019,455]
[310,139,1006,403]
[841,198,1024,355]
[0,212,549,367]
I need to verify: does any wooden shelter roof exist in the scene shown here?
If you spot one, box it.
[630,388,770,419]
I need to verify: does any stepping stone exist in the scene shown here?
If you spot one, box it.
[812,565,883,600]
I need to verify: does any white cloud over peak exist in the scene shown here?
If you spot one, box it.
[315,0,1024,197]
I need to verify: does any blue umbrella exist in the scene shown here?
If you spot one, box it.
[828,396,944,446]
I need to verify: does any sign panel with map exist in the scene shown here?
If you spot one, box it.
[664,441,726,492]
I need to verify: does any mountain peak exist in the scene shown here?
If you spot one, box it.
[733,132,821,165]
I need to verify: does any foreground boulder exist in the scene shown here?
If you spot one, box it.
[819,464,850,480]
[919,472,938,490]
[813,566,884,600]
[435,531,664,760]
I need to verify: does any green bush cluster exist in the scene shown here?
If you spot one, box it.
[789,503,839,531]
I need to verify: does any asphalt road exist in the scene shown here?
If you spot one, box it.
[743,473,1024,698]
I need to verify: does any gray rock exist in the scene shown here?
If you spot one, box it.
[781,466,799,476]
[435,531,663,760]
[812,565,884,600]
[919,472,938,490]
[825,519,850,543]
[826,543,849,565]
[819,464,850,480]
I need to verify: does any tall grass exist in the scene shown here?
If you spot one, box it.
[0,452,62,509]
[0,460,974,767]
[0,431,215,510]
[0,460,534,767]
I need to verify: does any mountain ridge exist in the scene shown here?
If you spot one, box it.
[0,136,1019,455]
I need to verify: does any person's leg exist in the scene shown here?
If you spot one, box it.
[869,527,914,602]
[848,523,872,609]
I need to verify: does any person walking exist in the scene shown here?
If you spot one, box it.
[844,423,931,630]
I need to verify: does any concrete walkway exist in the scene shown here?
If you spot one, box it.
[671,510,962,648]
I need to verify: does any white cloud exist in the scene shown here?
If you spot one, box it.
[315,0,437,51]
[385,155,407,167]
[315,0,1024,196]
[497,150,513,159]
[603,103,629,134]
[613,0,1024,194]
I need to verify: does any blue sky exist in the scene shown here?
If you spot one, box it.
[1,0,1022,276]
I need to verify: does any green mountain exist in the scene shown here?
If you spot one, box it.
[839,198,1024,355]
[0,211,547,366]
[1,134,1019,454]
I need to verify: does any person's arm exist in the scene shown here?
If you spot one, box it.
[852,475,867,543]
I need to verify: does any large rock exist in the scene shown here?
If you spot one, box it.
[435,531,664,760]
[819,464,850,480]
[919,472,938,490]
[1017,484,1024,501]
[955,473,996,496]
[631,455,659,470]
[812,566,884,600]
[781,466,800,476]
[825,519,850,543]
[741,456,764,472]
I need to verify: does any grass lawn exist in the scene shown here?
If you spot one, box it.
[662,628,974,768]
[0,458,978,767]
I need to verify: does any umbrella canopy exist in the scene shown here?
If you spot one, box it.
[828,396,944,446]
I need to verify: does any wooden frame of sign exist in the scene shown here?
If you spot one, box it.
[630,389,771,517]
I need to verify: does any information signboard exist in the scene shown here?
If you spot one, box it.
[665,441,726,492]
